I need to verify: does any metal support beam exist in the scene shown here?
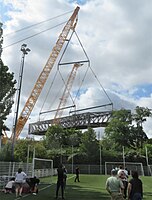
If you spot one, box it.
[28,111,112,135]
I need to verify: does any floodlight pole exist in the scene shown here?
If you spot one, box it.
[11,44,31,161]
[0,24,3,149]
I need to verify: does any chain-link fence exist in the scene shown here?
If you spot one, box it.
[0,161,32,189]
[1,162,151,176]
[64,163,152,176]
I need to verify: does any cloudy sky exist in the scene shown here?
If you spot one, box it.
[1,0,152,138]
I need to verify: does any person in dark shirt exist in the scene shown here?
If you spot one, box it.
[74,166,80,182]
[27,176,40,195]
[128,171,143,200]
[56,163,65,200]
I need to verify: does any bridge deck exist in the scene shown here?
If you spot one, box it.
[28,111,112,135]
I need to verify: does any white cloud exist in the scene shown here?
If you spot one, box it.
[1,0,152,138]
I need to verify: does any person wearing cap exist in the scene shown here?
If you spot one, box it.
[106,169,124,200]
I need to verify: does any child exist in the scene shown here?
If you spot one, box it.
[4,177,15,194]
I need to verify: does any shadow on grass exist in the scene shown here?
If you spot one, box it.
[0,183,110,200]
[144,191,152,198]
[65,184,110,200]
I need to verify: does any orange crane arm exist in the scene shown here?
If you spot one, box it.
[53,63,81,124]
[12,6,80,140]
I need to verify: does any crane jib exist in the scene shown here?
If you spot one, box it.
[11,6,80,140]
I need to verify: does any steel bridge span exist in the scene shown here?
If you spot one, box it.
[28,111,112,135]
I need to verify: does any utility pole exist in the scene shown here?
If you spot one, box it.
[11,44,30,161]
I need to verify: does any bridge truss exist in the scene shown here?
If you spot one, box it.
[28,111,112,135]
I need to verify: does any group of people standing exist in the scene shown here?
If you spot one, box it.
[3,164,143,200]
[106,165,143,200]
[3,168,27,197]
[4,168,39,198]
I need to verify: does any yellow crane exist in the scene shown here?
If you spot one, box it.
[53,63,82,124]
[11,6,80,140]
[2,130,8,145]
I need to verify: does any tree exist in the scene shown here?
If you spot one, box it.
[104,107,150,151]
[43,125,83,165]
[105,109,132,150]
[0,142,12,161]
[80,127,99,164]
[0,23,16,137]
[44,125,83,148]
[131,106,150,148]
[44,125,65,149]
[14,139,47,162]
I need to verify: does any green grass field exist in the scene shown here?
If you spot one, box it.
[0,175,152,200]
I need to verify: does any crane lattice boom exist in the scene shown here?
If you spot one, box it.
[11,6,80,140]
[53,63,82,124]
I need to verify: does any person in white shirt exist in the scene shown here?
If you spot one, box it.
[15,168,27,197]
[4,177,15,193]
[117,166,128,199]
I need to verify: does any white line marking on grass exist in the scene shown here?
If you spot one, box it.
[67,175,75,180]
[14,175,75,200]
[14,184,54,200]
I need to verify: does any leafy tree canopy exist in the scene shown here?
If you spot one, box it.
[104,107,150,151]
[0,23,16,135]
[44,125,83,149]
[80,127,99,163]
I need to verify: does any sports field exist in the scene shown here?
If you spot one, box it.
[0,174,152,200]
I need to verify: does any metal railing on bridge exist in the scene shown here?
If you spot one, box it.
[28,111,112,135]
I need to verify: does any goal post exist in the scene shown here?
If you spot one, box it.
[32,158,54,184]
[105,162,144,176]
[148,165,152,176]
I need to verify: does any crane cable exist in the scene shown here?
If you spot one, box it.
[39,69,59,120]
[73,62,90,103]
[73,31,113,106]
[73,61,113,108]
[3,21,67,49]
[39,29,76,118]
[48,72,65,112]
[89,64,113,105]
[58,68,75,106]
[3,10,73,37]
